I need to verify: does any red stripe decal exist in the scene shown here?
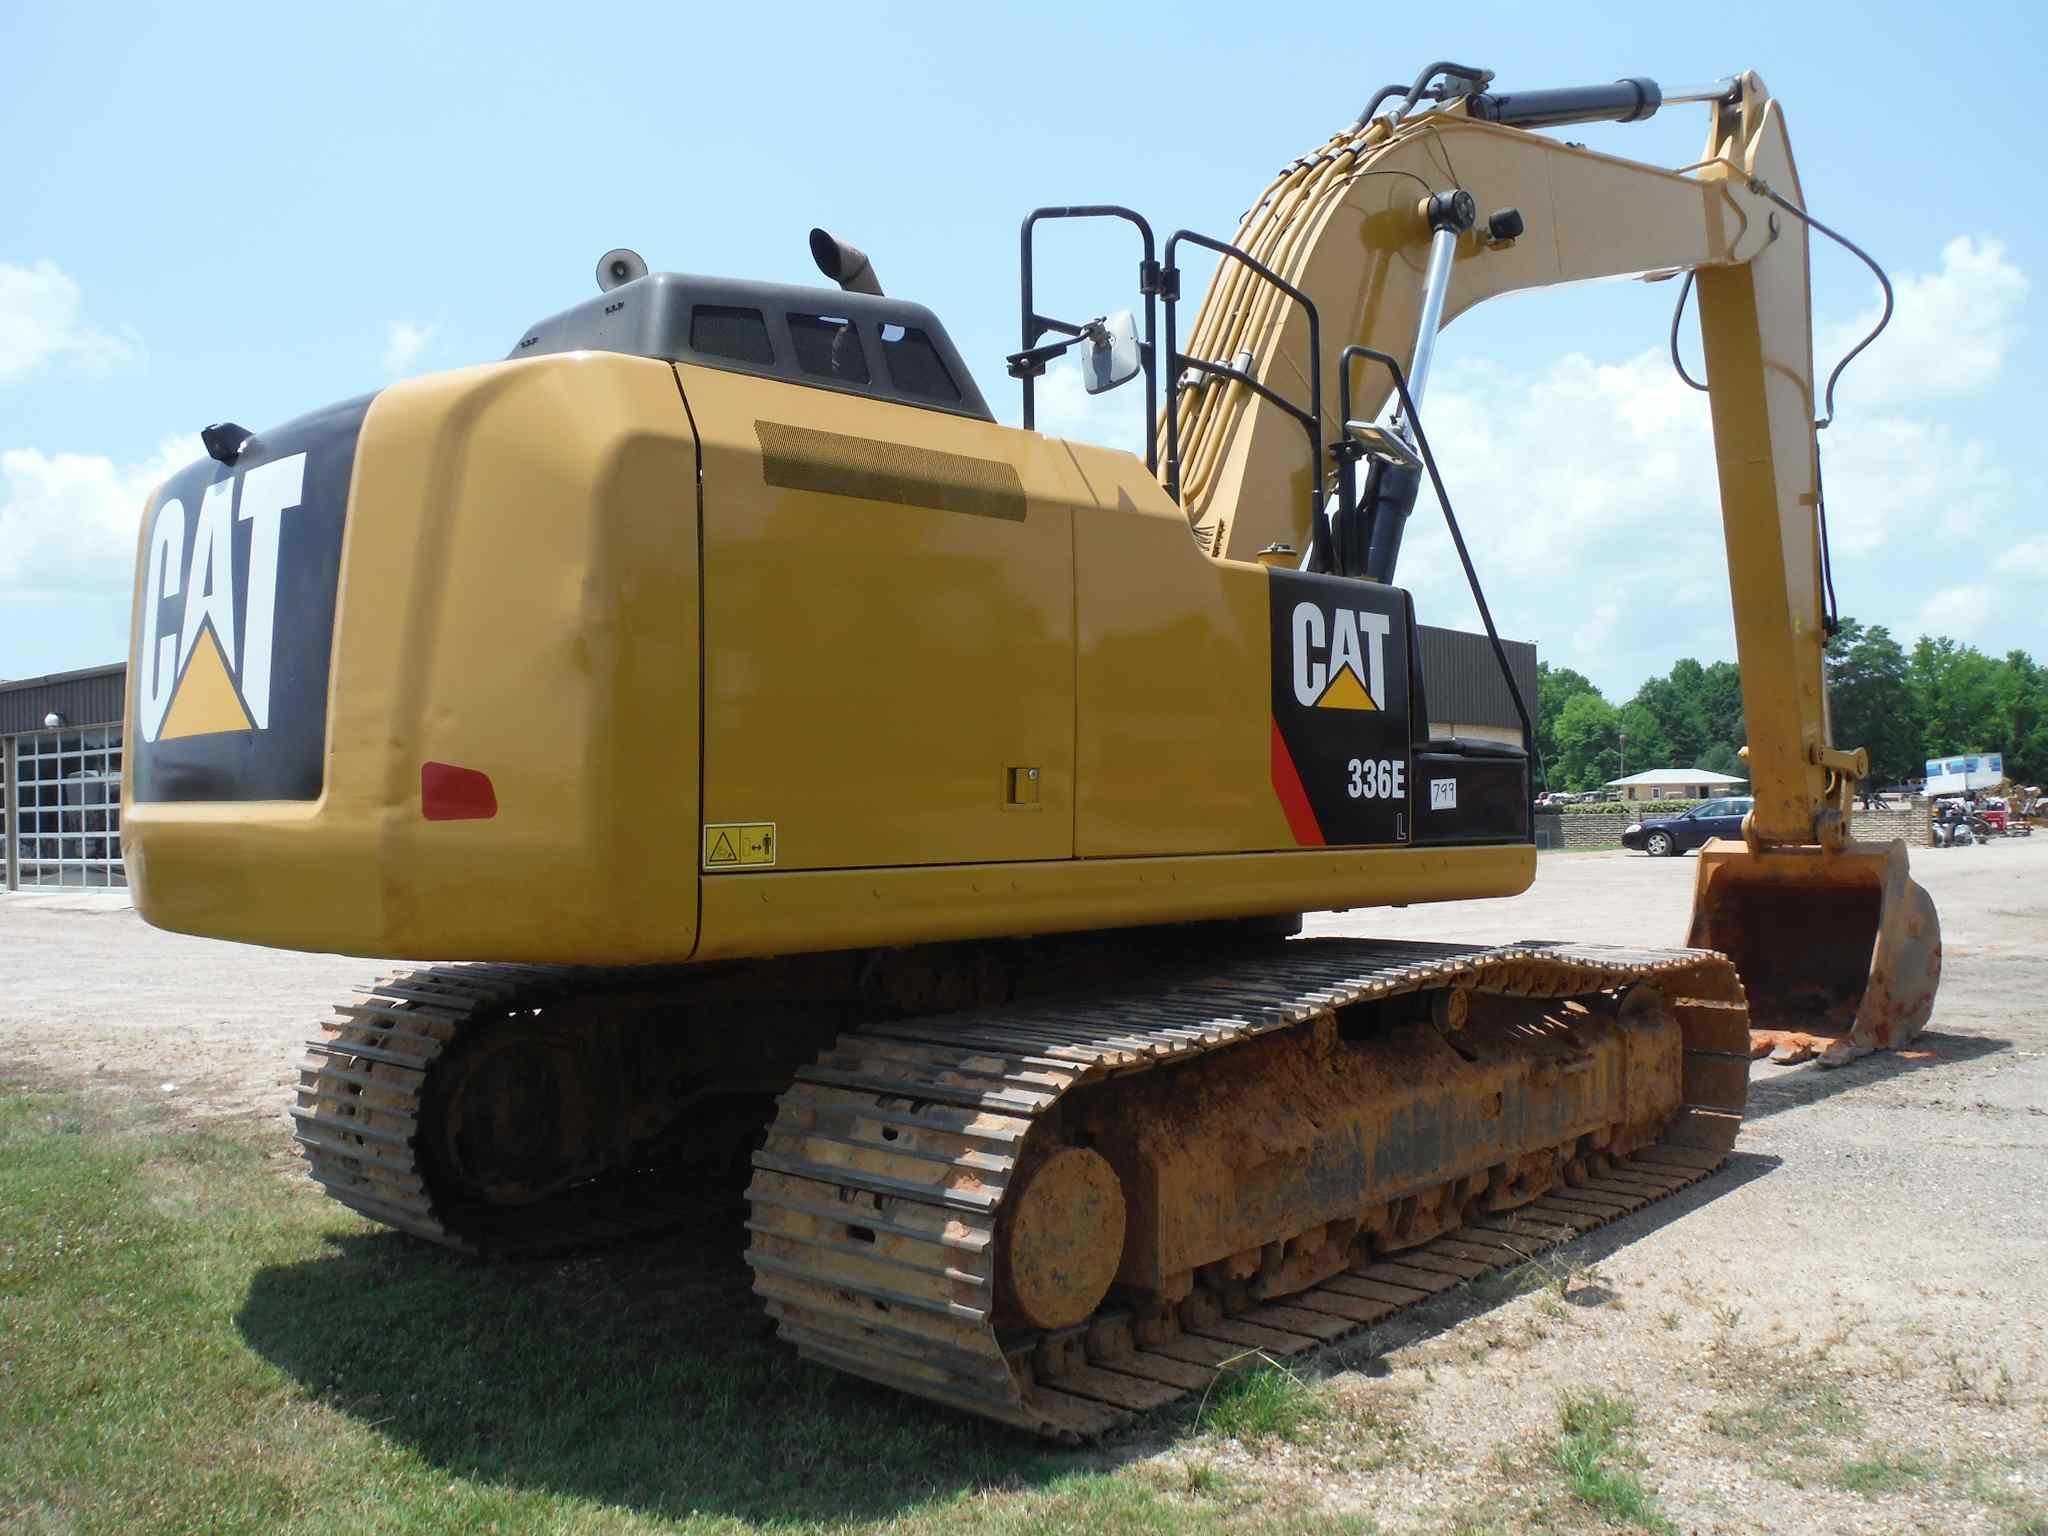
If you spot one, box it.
[1269,717,1325,847]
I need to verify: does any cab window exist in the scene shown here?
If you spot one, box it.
[789,312,871,384]
[879,322,961,403]
[690,304,775,365]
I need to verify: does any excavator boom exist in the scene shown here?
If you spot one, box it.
[1164,69,1939,1064]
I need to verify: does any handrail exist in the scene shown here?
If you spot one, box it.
[1161,229,1326,570]
[1016,206,1159,472]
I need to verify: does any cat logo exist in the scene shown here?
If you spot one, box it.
[136,453,306,744]
[1290,601,1390,711]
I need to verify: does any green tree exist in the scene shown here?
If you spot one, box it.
[1537,662,1602,772]
[1614,700,1674,781]
[1992,649,2048,784]
[1697,741,1746,778]
[1629,658,1712,767]
[1697,661,1747,760]
[1824,619,1920,787]
[1908,636,2005,760]
[1555,691,1622,792]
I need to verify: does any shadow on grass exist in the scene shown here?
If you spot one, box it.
[1745,1029,2011,1123]
[237,1222,1068,1526]
[234,1134,1801,1521]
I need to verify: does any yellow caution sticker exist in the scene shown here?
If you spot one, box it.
[703,821,777,870]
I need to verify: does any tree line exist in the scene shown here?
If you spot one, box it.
[1536,620,2048,794]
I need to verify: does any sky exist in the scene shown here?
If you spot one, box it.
[3,0,2043,696]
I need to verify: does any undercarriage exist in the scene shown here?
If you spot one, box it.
[294,929,1747,1438]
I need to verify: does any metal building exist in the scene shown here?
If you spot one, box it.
[1415,625,1538,749]
[1,663,128,890]
[0,632,1534,892]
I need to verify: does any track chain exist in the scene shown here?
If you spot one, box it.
[745,937,1750,1439]
[293,963,707,1256]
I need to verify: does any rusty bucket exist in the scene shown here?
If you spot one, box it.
[1686,838,1941,1066]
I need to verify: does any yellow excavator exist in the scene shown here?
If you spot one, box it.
[123,64,1939,1437]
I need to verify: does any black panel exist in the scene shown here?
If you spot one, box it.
[1267,569,1412,845]
[129,393,372,803]
[1410,750,1531,845]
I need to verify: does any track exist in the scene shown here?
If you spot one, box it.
[293,964,725,1256]
[745,938,1749,1440]
[293,936,1749,1440]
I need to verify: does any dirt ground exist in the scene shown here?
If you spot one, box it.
[4,839,2044,1534]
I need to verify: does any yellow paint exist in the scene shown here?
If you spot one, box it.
[126,352,703,960]
[684,364,1079,874]
[159,625,254,739]
[1314,668,1377,712]
[128,72,1888,968]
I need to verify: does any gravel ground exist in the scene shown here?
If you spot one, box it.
[3,839,2043,1534]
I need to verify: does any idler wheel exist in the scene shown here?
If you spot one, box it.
[1002,1146,1127,1330]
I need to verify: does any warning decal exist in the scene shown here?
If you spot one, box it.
[703,821,777,869]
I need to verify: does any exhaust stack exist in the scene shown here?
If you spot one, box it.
[809,228,882,295]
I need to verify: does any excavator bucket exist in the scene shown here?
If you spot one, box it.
[1686,839,1941,1066]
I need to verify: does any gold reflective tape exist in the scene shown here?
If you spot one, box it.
[755,420,1026,522]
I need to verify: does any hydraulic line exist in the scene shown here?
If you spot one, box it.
[1171,118,1442,520]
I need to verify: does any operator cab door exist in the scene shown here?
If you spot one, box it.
[681,361,1079,872]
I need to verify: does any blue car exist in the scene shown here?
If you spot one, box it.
[1620,796,1753,856]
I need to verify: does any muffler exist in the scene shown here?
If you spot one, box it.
[1686,838,1940,1066]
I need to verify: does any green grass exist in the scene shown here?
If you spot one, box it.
[1194,1359,1325,1443]
[1549,1391,1674,1534]
[1833,1451,1935,1496]
[1707,1377,1864,1447]
[1,1083,1354,1535]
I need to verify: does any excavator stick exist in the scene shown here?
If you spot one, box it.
[1686,839,1941,1066]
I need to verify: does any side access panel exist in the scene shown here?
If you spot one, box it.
[683,365,1080,874]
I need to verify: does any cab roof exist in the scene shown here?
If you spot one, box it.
[509,273,993,422]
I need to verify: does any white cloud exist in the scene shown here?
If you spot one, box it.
[1386,233,2034,694]
[383,320,436,377]
[1916,583,1997,640]
[1024,354,1148,456]
[2002,535,2048,578]
[0,259,143,385]
[1817,236,2027,409]
[0,437,196,603]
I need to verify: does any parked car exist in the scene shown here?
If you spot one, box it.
[1620,796,1754,856]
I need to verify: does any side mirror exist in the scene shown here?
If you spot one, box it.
[1080,309,1142,395]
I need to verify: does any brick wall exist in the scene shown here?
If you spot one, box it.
[1852,805,1929,847]
[1537,803,1935,853]
[1553,813,1626,850]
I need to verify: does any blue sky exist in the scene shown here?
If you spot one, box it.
[3,0,2042,693]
